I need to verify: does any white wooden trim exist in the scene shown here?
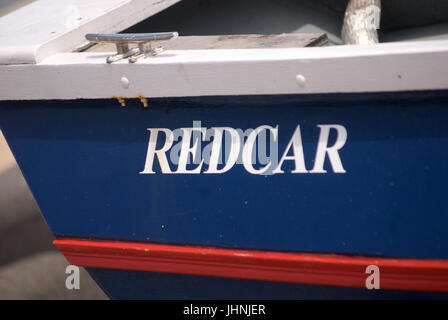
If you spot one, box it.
[1,40,448,100]
[0,0,181,65]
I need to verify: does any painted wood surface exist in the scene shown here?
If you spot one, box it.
[0,0,181,64]
[1,40,448,100]
[55,238,448,292]
[1,92,448,260]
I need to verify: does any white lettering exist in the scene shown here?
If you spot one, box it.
[242,125,278,175]
[205,127,241,174]
[140,123,348,175]
[310,124,347,173]
[140,128,174,174]
[273,125,308,174]
[175,127,206,174]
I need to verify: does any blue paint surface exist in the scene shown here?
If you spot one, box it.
[1,92,448,259]
[86,268,448,300]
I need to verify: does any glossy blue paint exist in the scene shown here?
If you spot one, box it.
[86,268,448,300]
[1,92,448,259]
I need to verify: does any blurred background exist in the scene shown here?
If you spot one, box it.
[0,131,107,299]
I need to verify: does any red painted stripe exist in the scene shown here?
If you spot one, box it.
[54,239,448,292]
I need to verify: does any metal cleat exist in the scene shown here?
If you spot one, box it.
[85,32,179,63]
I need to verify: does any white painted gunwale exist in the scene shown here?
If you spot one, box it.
[1,40,448,100]
[0,0,181,65]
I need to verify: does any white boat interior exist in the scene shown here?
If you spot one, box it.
[0,0,447,100]
[0,0,447,65]
[125,0,448,44]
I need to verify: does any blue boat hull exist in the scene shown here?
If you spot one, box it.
[1,91,448,298]
[86,268,448,300]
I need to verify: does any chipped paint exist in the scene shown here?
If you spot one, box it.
[111,96,149,108]
[138,95,148,108]
[112,96,126,107]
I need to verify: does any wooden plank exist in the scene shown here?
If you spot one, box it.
[86,33,328,52]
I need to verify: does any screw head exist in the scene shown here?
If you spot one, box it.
[296,74,306,88]
[121,77,130,89]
